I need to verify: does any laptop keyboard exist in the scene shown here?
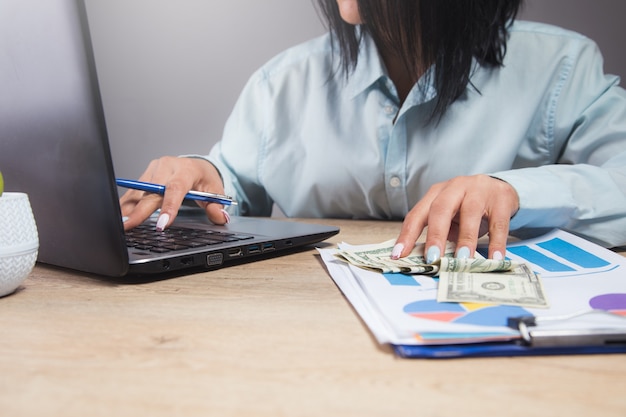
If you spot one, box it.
[125,223,254,254]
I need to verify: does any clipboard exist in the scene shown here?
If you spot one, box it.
[319,229,626,359]
[394,341,626,359]
[394,310,626,359]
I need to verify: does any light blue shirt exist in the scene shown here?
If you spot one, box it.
[206,21,626,248]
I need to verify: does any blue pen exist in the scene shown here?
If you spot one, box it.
[116,178,237,206]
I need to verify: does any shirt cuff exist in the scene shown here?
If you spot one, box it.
[490,168,575,231]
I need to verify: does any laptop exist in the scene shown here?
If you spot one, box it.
[0,0,339,278]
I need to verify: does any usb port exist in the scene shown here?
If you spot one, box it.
[262,243,275,252]
[247,244,261,254]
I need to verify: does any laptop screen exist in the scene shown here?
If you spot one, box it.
[0,0,132,276]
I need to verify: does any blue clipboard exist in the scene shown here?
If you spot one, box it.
[394,342,626,359]
[393,312,626,358]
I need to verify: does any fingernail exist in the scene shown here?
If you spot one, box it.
[156,213,170,231]
[456,246,471,259]
[391,243,404,260]
[220,209,231,224]
[492,250,504,261]
[426,246,440,264]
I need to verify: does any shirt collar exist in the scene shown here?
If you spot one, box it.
[345,32,388,100]
[345,32,438,106]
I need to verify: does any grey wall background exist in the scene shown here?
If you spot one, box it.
[85,0,626,181]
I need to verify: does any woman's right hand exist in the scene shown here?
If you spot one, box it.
[119,156,229,231]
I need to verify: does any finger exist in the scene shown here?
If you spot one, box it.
[205,203,230,225]
[423,183,463,263]
[155,178,188,231]
[393,184,443,259]
[118,158,172,230]
[453,192,485,259]
[119,189,143,217]
[486,181,519,259]
[122,193,163,231]
[487,212,510,260]
[392,210,426,260]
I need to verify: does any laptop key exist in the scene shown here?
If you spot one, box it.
[125,224,254,252]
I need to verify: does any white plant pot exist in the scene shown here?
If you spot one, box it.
[0,192,39,297]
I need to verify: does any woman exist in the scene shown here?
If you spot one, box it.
[121,0,626,263]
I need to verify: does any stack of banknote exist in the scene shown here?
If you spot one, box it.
[335,241,549,308]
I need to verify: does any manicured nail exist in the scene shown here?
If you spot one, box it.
[220,209,231,224]
[426,246,440,264]
[156,212,170,231]
[492,250,504,261]
[391,243,404,260]
[456,246,471,259]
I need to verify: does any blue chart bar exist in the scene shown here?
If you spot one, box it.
[537,238,610,268]
[507,237,611,272]
[507,246,575,272]
[383,273,420,287]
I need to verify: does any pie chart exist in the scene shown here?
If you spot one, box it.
[403,300,530,327]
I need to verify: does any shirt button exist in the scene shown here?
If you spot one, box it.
[389,177,401,188]
[384,105,396,115]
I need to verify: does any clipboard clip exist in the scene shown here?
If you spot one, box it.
[508,310,626,348]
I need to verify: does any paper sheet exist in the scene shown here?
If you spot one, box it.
[319,229,626,346]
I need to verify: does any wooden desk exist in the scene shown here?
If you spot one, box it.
[1,219,625,417]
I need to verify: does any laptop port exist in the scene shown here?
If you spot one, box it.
[227,248,243,258]
[247,244,261,254]
[206,252,224,266]
[262,242,275,252]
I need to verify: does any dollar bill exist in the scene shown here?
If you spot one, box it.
[437,259,550,308]
[335,240,449,274]
[438,257,519,274]
[335,240,519,275]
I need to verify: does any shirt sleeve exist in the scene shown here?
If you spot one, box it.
[492,39,626,248]
[203,69,275,217]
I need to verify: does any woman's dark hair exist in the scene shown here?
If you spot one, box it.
[316,0,524,122]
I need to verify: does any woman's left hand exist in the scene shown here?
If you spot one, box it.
[392,174,520,262]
